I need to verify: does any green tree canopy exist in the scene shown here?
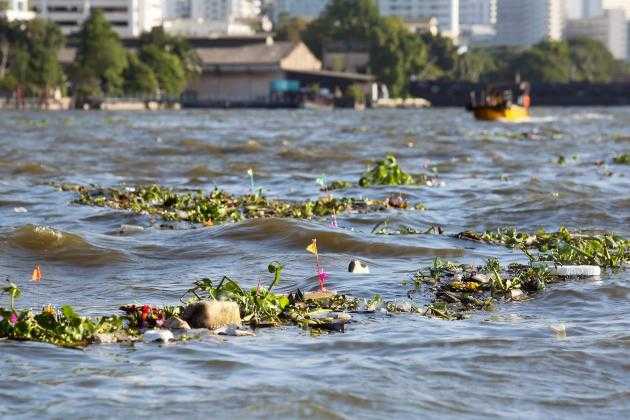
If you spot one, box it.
[72,9,128,97]
[302,0,381,57]
[275,14,309,43]
[138,44,186,96]
[123,52,158,96]
[567,37,617,82]
[510,40,571,83]
[369,17,427,96]
[0,18,65,97]
[138,26,200,77]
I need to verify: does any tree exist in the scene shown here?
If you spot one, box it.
[567,37,617,83]
[302,0,381,57]
[0,18,65,104]
[452,48,499,82]
[72,9,128,97]
[369,17,427,96]
[123,52,158,96]
[275,14,309,43]
[138,45,186,96]
[138,26,200,77]
[510,41,571,83]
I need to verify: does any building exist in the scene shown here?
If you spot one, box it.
[566,8,627,59]
[601,0,630,17]
[1,0,36,20]
[378,0,460,39]
[164,0,191,19]
[186,38,374,104]
[190,0,260,21]
[495,0,565,46]
[31,0,163,37]
[459,0,496,25]
[271,0,328,21]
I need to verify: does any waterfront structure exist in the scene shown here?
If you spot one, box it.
[31,0,163,37]
[271,0,328,21]
[495,0,565,46]
[459,0,496,25]
[182,39,373,104]
[566,8,627,59]
[1,0,36,20]
[377,0,460,39]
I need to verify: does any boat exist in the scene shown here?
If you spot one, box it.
[466,82,531,122]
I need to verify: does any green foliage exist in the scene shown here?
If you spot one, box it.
[358,155,415,187]
[1,280,21,310]
[138,45,186,96]
[512,41,571,83]
[457,227,629,269]
[68,183,394,225]
[302,0,381,57]
[138,26,200,77]
[275,14,309,43]
[370,17,427,96]
[345,83,365,104]
[123,52,158,96]
[0,305,124,348]
[612,153,630,165]
[0,18,65,97]
[183,263,289,326]
[567,37,617,83]
[72,9,128,97]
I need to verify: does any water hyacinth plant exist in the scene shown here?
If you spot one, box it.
[359,155,416,187]
[62,183,399,225]
[457,227,629,269]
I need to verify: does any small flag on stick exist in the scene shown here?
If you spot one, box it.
[306,239,318,256]
[306,239,328,291]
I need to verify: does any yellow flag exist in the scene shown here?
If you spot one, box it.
[306,239,318,255]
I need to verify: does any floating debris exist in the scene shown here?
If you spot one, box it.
[456,227,629,269]
[58,183,402,225]
[359,155,415,187]
[143,329,174,343]
[348,259,370,274]
[612,153,629,165]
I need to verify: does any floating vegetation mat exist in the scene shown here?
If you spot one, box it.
[456,227,629,270]
[57,183,412,225]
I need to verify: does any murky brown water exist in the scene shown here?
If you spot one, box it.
[0,108,629,418]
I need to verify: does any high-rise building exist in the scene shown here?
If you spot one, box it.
[164,0,191,19]
[1,0,36,20]
[31,0,163,37]
[190,0,261,22]
[459,0,496,25]
[601,0,630,17]
[272,0,328,21]
[566,8,627,59]
[378,0,460,39]
[495,0,565,46]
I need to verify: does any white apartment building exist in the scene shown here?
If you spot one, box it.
[272,0,329,20]
[566,8,627,59]
[190,0,260,21]
[601,1,630,17]
[31,0,163,37]
[495,0,565,46]
[163,0,191,19]
[1,0,36,20]
[459,0,496,25]
[378,0,460,39]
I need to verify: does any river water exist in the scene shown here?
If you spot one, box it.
[0,108,628,418]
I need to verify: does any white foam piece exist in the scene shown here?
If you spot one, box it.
[534,262,601,277]
[143,329,174,343]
